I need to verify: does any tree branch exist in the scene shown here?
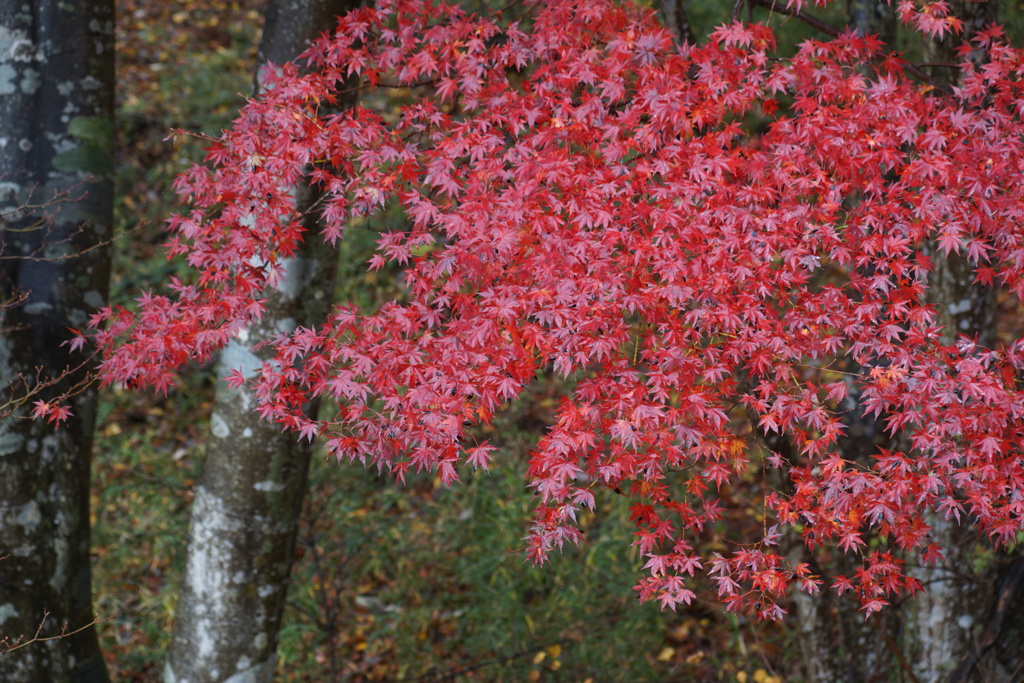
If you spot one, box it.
[948,556,1024,683]
[1,609,109,654]
[748,0,953,95]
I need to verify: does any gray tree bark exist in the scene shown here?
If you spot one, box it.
[904,247,1001,683]
[162,2,359,682]
[0,1,113,681]
[903,5,1022,682]
[791,3,1024,682]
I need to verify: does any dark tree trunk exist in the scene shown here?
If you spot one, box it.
[787,11,901,681]
[849,0,895,45]
[0,1,113,681]
[923,0,998,87]
[163,2,358,682]
[656,0,693,45]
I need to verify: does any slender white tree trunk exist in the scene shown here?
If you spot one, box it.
[163,2,360,682]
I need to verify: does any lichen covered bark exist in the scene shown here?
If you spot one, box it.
[163,240,336,683]
[791,550,898,682]
[163,2,357,682]
[905,245,1000,683]
[899,4,1014,681]
[0,1,112,681]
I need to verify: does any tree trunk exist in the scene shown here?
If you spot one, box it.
[849,0,895,46]
[900,5,1020,682]
[656,0,693,45]
[0,2,113,681]
[786,10,901,681]
[923,0,998,87]
[163,2,357,682]
[791,3,1023,681]
[903,245,1002,683]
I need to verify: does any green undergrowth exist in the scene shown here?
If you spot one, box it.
[112,1,263,308]
[278,392,667,682]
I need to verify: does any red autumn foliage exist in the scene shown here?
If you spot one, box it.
[93,0,1024,618]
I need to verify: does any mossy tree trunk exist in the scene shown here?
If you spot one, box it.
[162,2,359,682]
[0,1,113,681]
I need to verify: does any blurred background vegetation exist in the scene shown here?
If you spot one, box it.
[99,1,1024,680]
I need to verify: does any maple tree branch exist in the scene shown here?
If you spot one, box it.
[0,351,101,421]
[748,0,952,95]
[489,0,527,17]
[331,77,439,98]
[0,224,142,263]
[102,0,1024,627]
[732,0,745,23]
[749,0,838,38]
[0,180,87,223]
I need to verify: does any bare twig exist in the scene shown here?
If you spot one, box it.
[0,351,102,422]
[732,0,746,23]
[1,609,109,654]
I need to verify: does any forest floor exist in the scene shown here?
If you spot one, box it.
[98,1,790,680]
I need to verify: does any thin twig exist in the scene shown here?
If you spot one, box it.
[489,0,526,18]
[732,0,745,23]
[1,609,110,654]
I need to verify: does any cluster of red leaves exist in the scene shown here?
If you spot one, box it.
[94,0,1024,617]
